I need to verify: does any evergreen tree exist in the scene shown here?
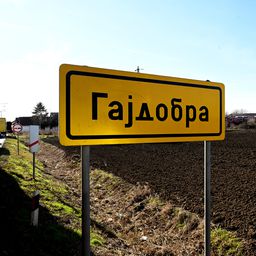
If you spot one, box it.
[32,102,48,128]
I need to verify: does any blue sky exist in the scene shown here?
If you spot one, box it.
[1,0,256,121]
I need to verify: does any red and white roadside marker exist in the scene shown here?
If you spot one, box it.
[29,125,40,179]
[29,126,40,153]
[31,190,40,227]
[28,140,39,152]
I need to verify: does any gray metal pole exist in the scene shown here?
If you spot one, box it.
[204,141,211,256]
[33,152,35,180]
[17,134,20,155]
[81,146,90,256]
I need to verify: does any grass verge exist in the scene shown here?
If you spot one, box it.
[0,137,104,255]
[1,136,244,255]
[211,227,244,256]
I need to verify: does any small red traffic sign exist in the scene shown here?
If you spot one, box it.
[12,123,23,133]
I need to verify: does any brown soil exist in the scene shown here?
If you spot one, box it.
[39,129,256,255]
[38,139,205,255]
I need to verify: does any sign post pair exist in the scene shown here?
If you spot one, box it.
[59,64,225,256]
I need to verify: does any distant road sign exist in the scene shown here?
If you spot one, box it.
[12,123,23,133]
[11,121,17,130]
[59,64,225,146]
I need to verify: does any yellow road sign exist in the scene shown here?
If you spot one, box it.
[59,64,225,145]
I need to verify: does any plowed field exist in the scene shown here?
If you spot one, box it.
[88,130,256,253]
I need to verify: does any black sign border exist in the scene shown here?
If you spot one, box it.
[66,71,223,140]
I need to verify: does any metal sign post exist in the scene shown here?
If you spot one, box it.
[12,123,23,155]
[33,152,36,180]
[204,141,211,256]
[17,134,20,155]
[59,64,225,255]
[81,146,90,256]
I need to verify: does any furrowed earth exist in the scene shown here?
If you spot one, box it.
[37,129,256,255]
[1,129,255,255]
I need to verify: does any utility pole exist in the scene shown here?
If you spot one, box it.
[135,66,143,73]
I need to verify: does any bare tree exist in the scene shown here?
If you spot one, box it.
[232,109,247,115]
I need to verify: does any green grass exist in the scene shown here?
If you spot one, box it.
[147,196,164,208]
[0,137,104,252]
[211,227,244,255]
[91,233,105,247]
[1,137,245,255]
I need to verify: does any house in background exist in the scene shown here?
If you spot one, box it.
[15,116,39,132]
[226,113,256,128]
[15,113,59,133]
